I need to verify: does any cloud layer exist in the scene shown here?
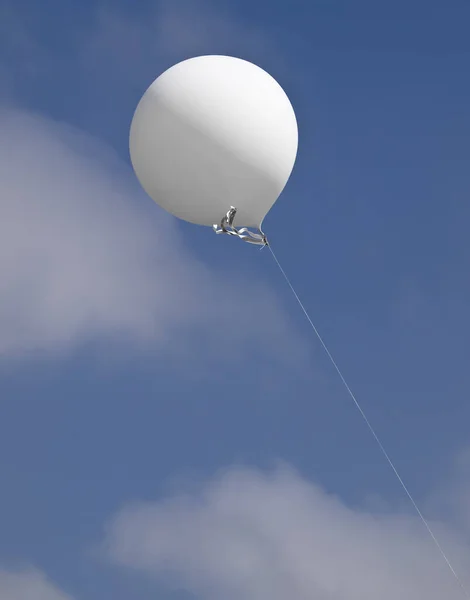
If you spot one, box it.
[105,465,470,600]
[0,107,174,355]
[0,106,304,364]
[0,568,72,600]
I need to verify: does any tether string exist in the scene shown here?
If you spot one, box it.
[267,243,469,598]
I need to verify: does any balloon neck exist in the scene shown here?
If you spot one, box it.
[213,206,268,248]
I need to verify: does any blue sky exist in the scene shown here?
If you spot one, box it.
[1,0,470,598]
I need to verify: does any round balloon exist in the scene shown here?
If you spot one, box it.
[129,55,298,229]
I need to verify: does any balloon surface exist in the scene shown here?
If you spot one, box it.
[129,55,298,228]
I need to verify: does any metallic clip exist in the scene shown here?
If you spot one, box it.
[213,206,268,247]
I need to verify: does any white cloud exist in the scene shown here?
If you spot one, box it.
[104,465,470,600]
[0,568,73,600]
[0,107,304,364]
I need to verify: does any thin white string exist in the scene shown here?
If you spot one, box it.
[267,243,469,598]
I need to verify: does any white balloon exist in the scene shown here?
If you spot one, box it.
[129,55,298,228]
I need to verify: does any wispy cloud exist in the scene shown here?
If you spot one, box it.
[0,568,73,600]
[83,0,285,74]
[104,464,470,600]
[0,107,304,365]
